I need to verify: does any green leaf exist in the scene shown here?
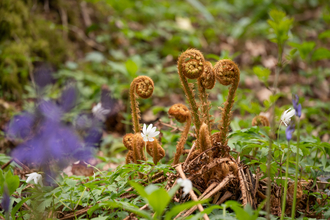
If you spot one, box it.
[88,201,151,220]
[288,41,315,60]
[129,181,149,198]
[125,59,138,78]
[65,179,77,187]
[5,173,20,195]
[319,30,330,39]
[185,0,214,22]
[85,51,105,63]
[165,200,209,220]
[11,197,30,219]
[225,200,251,220]
[312,48,330,61]
[253,66,270,86]
[267,9,293,47]
[148,188,171,218]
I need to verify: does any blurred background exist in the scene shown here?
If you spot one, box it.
[1,0,330,166]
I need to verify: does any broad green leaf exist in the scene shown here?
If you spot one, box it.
[312,48,330,61]
[288,41,315,60]
[5,173,20,195]
[148,188,171,217]
[125,59,138,78]
[319,30,330,39]
[225,201,251,220]
[253,66,270,86]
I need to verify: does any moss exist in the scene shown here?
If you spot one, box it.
[0,0,73,100]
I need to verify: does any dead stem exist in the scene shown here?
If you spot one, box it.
[175,164,210,220]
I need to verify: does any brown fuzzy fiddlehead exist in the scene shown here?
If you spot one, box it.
[130,76,154,133]
[199,123,212,157]
[146,138,165,165]
[123,133,145,164]
[197,61,216,132]
[252,115,270,127]
[177,49,205,136]
[123,133,135,164]
[213,59,240,146]
[168,104,192,165]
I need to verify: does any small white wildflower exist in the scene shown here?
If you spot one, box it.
[92,103,110,122]
[141,124,160,142]
[281,108,296,126]
[177,178,192,196]
[26,172,43,187]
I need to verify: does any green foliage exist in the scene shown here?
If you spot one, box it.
[267,9,293,48]
[253,66,270,87]
[288,41,315,61]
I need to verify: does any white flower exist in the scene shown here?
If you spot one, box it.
[92,103,110,122]
[281,108,296,126]
[26,172,43,186]
[141,124,160,142]
[177,178,192,196]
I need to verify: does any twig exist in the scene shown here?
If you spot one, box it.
[1,159,13,170]
[238,167,248,206]
[183,142,197,167]
[216,191,233,205]
[176,182,217,218]
[175,164,210,220]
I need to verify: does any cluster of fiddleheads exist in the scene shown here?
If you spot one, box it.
[124,49,241,166]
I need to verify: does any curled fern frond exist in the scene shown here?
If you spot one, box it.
[213,59,240,146]
[130,76,154,133]
[169,104,192,165]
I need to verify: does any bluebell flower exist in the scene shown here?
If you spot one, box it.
[6,112,35,140]
[1,186,10,213]
[59,85,78,112]
[286,123,295,142]
[8,102,95,167]
[33,62,56,89]
[292,94,302,118]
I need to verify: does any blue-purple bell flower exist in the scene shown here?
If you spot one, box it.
[1,186,10,213]
[286,123,295,142]
[292,94,302,118]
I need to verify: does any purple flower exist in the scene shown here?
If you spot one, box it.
[292,94,302,118]
[286,123,295,141]
[60,85,78,112]
[6,112,35,140]
[38,100,63,122]
[1,186,10,213]
[33,62,56,89]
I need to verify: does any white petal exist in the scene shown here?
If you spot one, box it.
[149,131,160,138]
[143,136,148,142]
[148,137,154,142]
[26,175,33,184]
[151,127,157,133]
[147,124,153,133]
[141,133,145,138]
[143,124,147,134]
[288,109,296,117]
[33,177,39,184]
